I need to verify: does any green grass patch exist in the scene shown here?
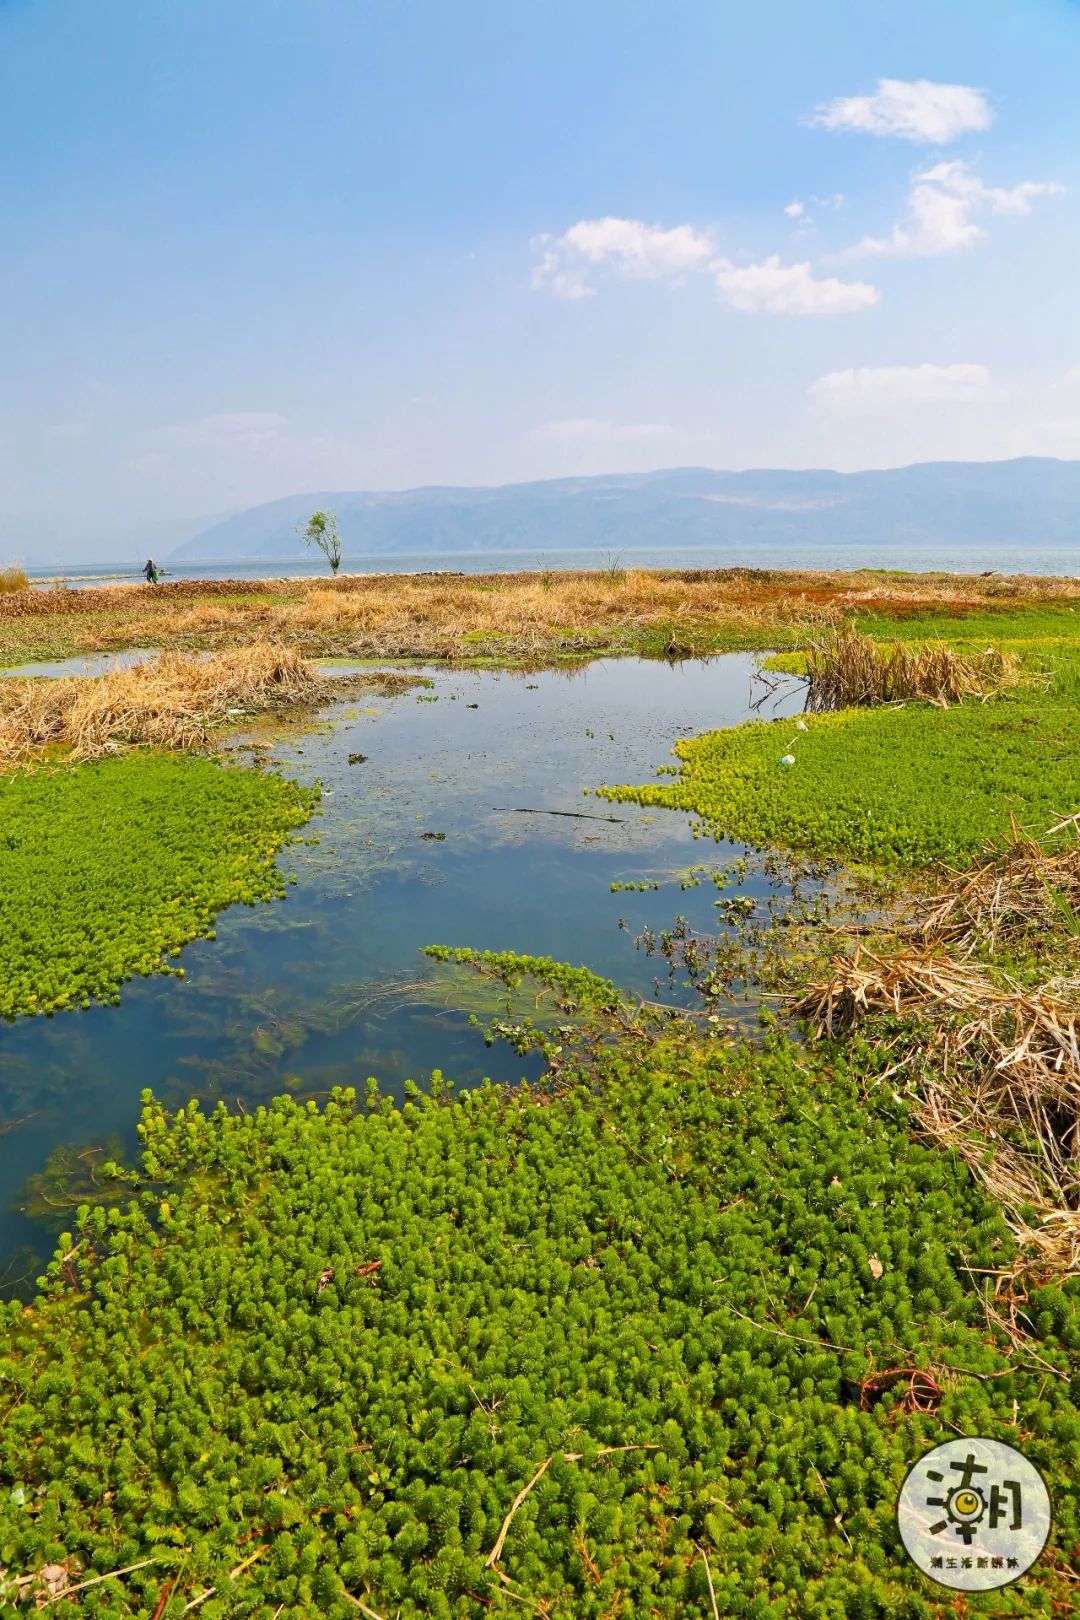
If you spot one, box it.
[0,754,317,1019]
[596,699,1080,867]
[853,604,1080,646]
[1,1038,1076,1616]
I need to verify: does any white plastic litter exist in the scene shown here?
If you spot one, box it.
[779,754,796,766]
[795,719,808,732]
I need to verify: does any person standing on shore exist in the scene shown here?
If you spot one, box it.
[143,558,159,584]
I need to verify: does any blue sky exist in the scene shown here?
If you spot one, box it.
[2,0,1080,559]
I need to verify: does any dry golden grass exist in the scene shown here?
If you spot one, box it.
[0,643,328,764]
[804,624,1026,709]
[5,565,1080,667]
[160,571,831,659]
[795,821,1080,1278]
[0,563,29,594]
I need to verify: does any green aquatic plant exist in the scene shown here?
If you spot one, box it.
[595,698,1080,868]
[0,755,318,1020]
[0,1037,1076,1616]
[18,1138,129,1231]
[423,947,622,1013]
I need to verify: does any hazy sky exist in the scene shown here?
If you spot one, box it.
[2,0,1080,560]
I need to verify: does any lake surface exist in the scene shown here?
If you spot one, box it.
[0,654,806,1280]
[26,533,1080,588]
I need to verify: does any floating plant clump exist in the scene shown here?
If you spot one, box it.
[0,1035,1076,1616]
[595,698,1080,868]
[0,754,318,1020]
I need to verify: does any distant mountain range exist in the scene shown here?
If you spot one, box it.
[169,460,1080,564]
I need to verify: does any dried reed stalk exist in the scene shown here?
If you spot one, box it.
[804,624,1026,710]
[794,819,1080,1278]
[0,563,29,594]
[914,816,1080,952]
[0,643,326,763]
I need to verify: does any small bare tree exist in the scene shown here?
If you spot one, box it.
[297,509,343,575]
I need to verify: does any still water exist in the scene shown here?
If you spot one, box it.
[27,534,1080,588]
[0,655,806,1273]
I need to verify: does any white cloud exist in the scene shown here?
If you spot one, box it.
[1008,415,1080,457]
[530,246,594,301]
[785,195,844,229]
[813,78,992,144]
[851,178,983,257]
[532,217,714,299]
[532,219,878,316]
[712,256,880,315]
[147,412,289,451]
[528,418,677,447]
[129,412,291,475]
[525,417,684,474]
[126,450,172,475]
[848,160,1064,257]
[810,362,999,411]
[920,160,1065,215]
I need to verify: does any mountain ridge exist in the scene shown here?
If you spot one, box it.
[168,458,1080,563]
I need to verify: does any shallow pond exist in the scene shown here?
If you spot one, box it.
[0,654,806,1272]
[0,648,162,678]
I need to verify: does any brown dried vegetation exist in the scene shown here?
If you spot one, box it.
[804,624,1026,710]
[4,565,1080,665]
[0,643,331,764]
[796,820,1080,1281]
[0,564,29,594]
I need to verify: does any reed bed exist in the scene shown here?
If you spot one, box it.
[0,563,29,594]
[5,566,1079,667]
[269,573,839,659]
[794,821,1080,1278]
[803,624,1025,709]
[0,643,327,763]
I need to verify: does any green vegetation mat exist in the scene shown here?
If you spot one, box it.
[596,698,1080,867]
[1,1039,1076,1617]
[0,755,317,1019]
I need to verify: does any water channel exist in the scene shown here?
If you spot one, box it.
[0,654,806,1273]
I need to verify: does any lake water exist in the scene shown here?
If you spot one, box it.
[0,654,807,1281]
[25,534,1080,589]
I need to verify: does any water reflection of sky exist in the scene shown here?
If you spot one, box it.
[0,654,806,1267]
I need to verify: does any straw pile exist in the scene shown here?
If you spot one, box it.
[0,644,326,764]
[794,820,1080,1279]
[915,815,1080,951]
[804,624,1025,710]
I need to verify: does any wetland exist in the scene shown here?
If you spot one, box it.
[0,567,1078,1617]
[0,653,805,1267]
